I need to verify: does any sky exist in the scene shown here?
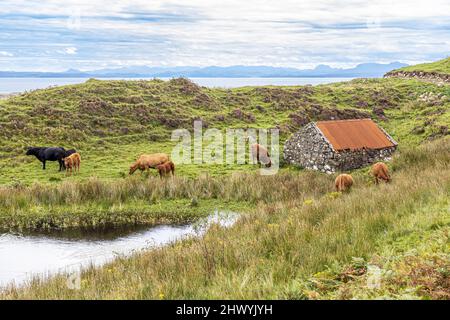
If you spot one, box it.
[0,0,449,72]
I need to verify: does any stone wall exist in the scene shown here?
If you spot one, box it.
[283,123,397,173]
[332,146,397,171]
[283,123,336,173]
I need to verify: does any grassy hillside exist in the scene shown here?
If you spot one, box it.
[395,57,450,75]
[0,77,448,186]
[0,74,449,299]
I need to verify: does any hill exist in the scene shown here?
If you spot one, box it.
[395,57,450,74]
[0,77,448,184]
[385,57,450,84]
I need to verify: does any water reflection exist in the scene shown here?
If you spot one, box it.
[0,211,239,288]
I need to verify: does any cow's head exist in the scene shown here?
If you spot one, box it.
[26,147,36,156]
[129,164,138,175]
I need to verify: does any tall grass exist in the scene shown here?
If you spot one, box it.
[0,171,331,207]
[0,169,332,230]
[2,138,449,299]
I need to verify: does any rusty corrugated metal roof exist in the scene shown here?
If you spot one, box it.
[316,119,396,151]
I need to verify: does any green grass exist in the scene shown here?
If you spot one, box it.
[2,137,448,299]
[297,201,450,300]
[0,76,448,230]
[0,77,448,186]
[0,74,449,299]
[395,57,450,75]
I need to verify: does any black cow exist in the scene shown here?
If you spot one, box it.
[26,147,66,171]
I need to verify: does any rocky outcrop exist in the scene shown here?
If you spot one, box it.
[384,71,450,85]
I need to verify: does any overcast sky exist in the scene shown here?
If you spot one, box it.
[0,0,449,71]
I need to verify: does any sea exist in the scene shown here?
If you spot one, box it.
[0,77,355,94]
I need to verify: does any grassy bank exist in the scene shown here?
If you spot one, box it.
[2,137,448,299]
[0,169,331,231]
[310,216,450,299]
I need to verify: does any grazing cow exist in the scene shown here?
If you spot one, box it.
[250,143,272,168]
[335,174,354,192]
[129,153,170,175]
[64,153,81,176]
[156,161,175,178]
[26,147,66,171]
[371,162,391,184]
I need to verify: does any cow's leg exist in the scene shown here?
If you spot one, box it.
[42,160,46,170]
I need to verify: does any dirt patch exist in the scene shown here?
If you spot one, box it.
[79,98,115,116]
[230,108,256,122]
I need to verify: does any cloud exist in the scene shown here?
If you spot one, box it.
[0,51,13,57]
[64,47,77,55]
[0,0,449,71]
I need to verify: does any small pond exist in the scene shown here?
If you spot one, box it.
[0,211,239,288]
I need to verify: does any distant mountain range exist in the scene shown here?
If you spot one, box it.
[0,62,408,78]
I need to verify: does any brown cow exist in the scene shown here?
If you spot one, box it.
[250,143,272,168]
[335,174,353,192]
[64,152,81,176]
[129,153,170,175]
[371,162,391,184]
[156,161,175,178]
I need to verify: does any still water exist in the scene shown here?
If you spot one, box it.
[0,77,354,94]
[0,211,239,288]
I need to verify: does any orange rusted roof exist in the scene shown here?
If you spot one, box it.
[316,119,396,151]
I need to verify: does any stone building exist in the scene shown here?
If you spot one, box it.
[283,119,397,173]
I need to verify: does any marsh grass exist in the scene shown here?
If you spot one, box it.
[0,170,330,230]
[2,138,448,299]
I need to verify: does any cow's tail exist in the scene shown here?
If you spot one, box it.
[339,177,345,191]
[335,176,341,191]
